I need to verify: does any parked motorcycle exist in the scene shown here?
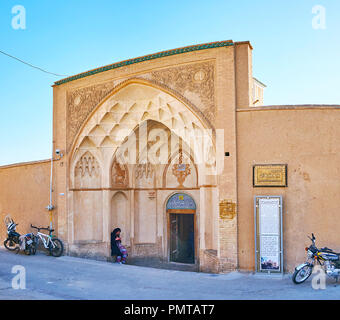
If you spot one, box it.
[292,233,340,284]
[3,216,36,255]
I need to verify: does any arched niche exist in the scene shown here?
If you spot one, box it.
[111,191,130,246]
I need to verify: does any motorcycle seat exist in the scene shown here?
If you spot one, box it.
[9,231,20,237]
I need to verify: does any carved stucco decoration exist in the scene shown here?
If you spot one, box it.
[67,81,117,151]
[111,159,128,187]
[74,151,101,188]
[75,152,100,178]
[135,163,154,180]
[172,148,191,188]
[150,61,215,124]
[66,61,215,152]
[134,163,156,189]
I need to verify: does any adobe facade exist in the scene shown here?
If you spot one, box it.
[1,40,340,273]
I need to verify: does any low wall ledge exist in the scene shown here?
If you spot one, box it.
[237,104,340,112]
[0,159,51,170]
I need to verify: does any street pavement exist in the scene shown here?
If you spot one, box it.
[0,248,339,300]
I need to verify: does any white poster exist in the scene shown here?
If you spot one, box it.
[259,198,280,235]
[257,197,282,272]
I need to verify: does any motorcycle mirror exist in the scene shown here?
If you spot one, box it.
[312,233,315,240]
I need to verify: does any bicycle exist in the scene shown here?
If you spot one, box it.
[30,224,64,257]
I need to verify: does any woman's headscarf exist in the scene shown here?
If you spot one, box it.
[112,228,121,237]
[111,227,122,256]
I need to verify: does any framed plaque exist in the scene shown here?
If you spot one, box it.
[219,199,236,220]
[254,196,283,274]
[253,164,287,187]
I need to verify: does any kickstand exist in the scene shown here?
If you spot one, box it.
[15,247,20,255]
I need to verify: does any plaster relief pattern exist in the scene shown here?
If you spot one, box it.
[171,149,192,188]
[150,61,215,124]
[111,159,128,187]
[67,81,116,151]
[135,163,155,180]
[66,62,215,151]
[135,163,156,189]
[72,82,207,156]
[74,151,101,188]
[165,151,197,189]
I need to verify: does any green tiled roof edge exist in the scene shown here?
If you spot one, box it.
[54,40,233,86]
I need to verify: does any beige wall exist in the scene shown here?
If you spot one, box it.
[237,106,340,272]
[0,160,53,244]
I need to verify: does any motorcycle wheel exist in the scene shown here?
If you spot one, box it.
[292,265,313,284]
[4,238,18,251]
[49,238,64,257]
[24,247,32,255]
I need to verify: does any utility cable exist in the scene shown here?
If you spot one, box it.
[0,49,68,77]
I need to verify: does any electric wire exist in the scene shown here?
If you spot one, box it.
[0,49,68,77]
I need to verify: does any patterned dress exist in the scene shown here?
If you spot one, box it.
[111,228,128,263]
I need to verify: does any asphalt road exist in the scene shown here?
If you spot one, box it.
[0,248,339,300]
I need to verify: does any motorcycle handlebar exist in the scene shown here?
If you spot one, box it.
[31,224,51,231]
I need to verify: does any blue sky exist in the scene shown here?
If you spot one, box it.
[0,0,339,165]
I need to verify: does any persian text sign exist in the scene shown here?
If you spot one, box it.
[219,199,236,219]
[253,164,287,187]
[255,196,283,274]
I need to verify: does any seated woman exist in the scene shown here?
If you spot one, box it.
[111,228,128,264]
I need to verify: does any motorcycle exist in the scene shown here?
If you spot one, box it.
[292,233,340,284]
[3,216,36,255]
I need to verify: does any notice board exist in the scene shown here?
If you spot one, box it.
[254,196,283,274]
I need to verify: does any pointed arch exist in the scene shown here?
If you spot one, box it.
[69,78,216,189]
[69,78,214,157]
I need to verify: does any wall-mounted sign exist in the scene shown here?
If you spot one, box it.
[254,196,283,274]
[253,164,287,187]
[219,199,236,219]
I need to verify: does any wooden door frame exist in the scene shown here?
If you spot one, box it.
[166,209,198,265]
